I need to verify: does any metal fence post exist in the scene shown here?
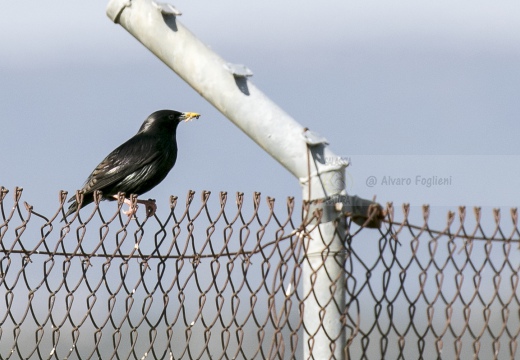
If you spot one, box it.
[106,1,380,357]
[301,165,348,359]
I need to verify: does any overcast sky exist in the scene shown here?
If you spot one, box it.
[1,0,519,222]
[1,2,519,358]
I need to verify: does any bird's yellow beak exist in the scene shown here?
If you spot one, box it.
[182,112,201,122]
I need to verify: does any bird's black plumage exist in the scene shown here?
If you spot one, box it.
[64,109,200,219]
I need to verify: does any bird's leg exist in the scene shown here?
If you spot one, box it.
[136,199,157,218]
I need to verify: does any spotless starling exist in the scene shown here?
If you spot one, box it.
[64,110,200,220]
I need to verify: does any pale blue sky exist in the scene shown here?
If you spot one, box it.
[1,1,519,220]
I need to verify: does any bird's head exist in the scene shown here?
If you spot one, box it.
[138,110,200,134]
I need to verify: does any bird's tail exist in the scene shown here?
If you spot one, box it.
[64,201,79,217]
[61,192,93,222]
[61,201,79,223]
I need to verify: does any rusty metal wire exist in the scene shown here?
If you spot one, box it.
[1,186,520,359]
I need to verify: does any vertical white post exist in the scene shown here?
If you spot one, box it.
[301,163,347,360]
[303,222,346,359]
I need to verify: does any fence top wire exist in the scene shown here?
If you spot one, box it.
[0,186,316,259]
[2,187,515,256]
[383,201,520,244]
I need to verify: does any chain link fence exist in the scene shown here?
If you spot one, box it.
[1,186,519,359]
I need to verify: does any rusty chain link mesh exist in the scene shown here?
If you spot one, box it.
[1,186,520,359]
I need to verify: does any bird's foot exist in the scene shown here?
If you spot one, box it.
[121,198,138,217]
[113,196,157,218]
[122,207,137,217]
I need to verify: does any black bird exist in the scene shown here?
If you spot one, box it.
[64,109,200,220]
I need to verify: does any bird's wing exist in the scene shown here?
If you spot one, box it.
[81,134,161,195]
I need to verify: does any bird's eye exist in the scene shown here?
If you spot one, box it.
[168,115,175,120]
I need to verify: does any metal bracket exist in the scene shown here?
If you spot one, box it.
[152,1,182,16]
[305,194,384,228]
[224,63,254,78]
[302,129,329,146]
